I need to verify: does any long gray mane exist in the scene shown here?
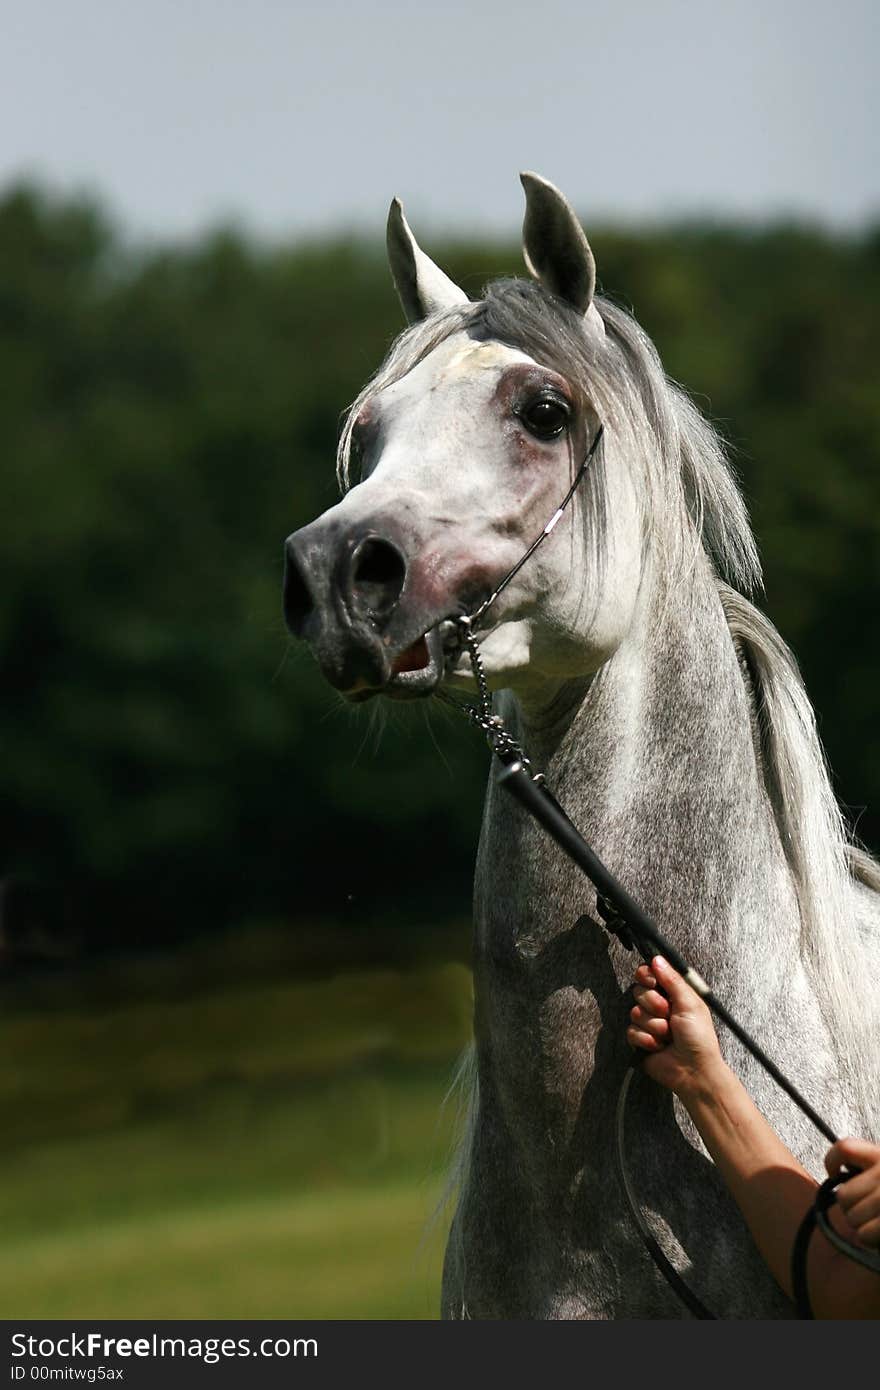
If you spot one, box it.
[339,279,880,1128]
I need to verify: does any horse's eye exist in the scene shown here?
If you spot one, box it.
[519,398,570,440]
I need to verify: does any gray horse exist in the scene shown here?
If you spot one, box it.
[284,173,880,1318]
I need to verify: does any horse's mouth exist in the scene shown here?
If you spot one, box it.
[391,635,432,677]
[345,621,462,702]
[384,624,446,699]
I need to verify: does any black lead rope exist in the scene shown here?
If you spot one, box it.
[498,766,839,1143]
[614,1065,716,1319]
[495,759,880,1318]
[791,1175,880,1317]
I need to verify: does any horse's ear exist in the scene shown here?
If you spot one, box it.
[520,172,603,333]
[386,198,469,325]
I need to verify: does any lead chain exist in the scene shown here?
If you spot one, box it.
[455,618,543,782]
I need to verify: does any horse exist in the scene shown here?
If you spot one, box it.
[283,172,880,1318]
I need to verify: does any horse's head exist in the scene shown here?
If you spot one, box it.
[284,174,649,703]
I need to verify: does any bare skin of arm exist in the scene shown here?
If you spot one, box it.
[628,955,880,1319]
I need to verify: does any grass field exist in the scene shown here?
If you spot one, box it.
[0,926,473,1318]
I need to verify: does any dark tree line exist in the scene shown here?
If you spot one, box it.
[1,184,878,954]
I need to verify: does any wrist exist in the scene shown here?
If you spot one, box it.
[674,1053,732,1108]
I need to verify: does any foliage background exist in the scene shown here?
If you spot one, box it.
[1,185,879,1314]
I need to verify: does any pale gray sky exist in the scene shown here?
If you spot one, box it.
[3,0,877,241]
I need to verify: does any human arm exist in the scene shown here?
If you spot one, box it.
[628,955,880,1318]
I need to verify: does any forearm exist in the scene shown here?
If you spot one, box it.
[680,1059,816,1298]
[680,1062,880,1317]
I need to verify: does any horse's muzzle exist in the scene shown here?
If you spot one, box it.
[283,521,446,697]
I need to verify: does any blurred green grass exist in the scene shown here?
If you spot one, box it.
[0,927,473,1317]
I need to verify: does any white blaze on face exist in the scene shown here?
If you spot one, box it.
[344,330,646,695]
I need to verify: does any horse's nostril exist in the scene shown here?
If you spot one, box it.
[350,537,406,618]
[283,546,314,637]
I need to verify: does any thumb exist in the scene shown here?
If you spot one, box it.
[826,1137,871,1177]
[651,956,694,1007]
[826,1140,849,1178]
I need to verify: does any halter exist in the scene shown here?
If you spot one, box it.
[438,424,603,778]
[435,418,879,1320]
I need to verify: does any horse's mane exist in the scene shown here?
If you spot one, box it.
[587,289,879,1121]
[340,278,880,1125]
[719,585,879,1122]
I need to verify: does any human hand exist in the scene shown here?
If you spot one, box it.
[825,1138,880,1249]
[627,955,726,1099]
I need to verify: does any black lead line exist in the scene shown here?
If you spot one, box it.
[496,756,840,1145]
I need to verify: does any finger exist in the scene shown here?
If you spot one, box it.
[834,1166,880,1208]
[627,1025,665,1053]
[634,965,657,989]
[650,956,695,1007]
[853,1215,880,1249]
[825,1142,845,1178]
[839,1188,880,1230]
[629,1007,669,1039]
[632,986,670,1019]
[826,1137,880,1176]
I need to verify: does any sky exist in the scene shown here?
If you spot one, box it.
[2,0,878,244]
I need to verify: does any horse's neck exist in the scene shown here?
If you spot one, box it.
[470,560,824,1239]
[461,562,878,1321]
[479,564,799,998]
